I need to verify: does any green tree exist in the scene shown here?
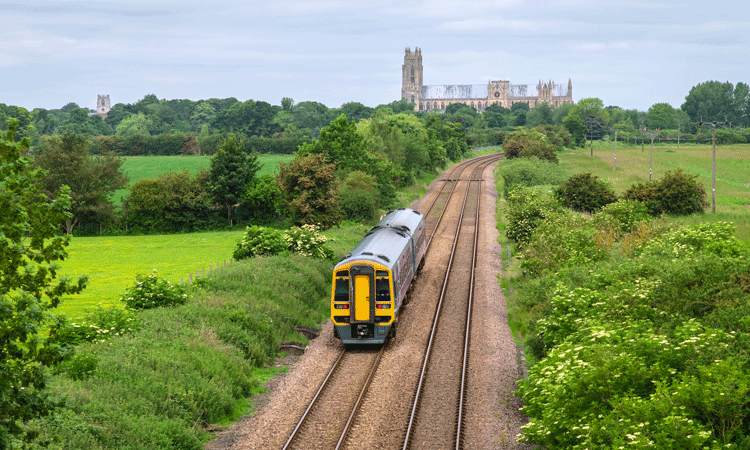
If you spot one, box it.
[34,133,129,234]
[277,154,341,228]
[526,102,554,127]
[125,170,214,233]
[0,119,87,446]
[210,99,281,137]
[298,114,369,174]
[115,112,153,137]
[209,134,260,226]
[681,81,735,125]
[646,103,677,130]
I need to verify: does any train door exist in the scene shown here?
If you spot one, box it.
[350,265,375,338]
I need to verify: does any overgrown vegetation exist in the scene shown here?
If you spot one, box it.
[497,153,750,448]
[15,255,335,450]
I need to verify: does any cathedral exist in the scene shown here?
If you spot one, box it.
[401,47,573,112]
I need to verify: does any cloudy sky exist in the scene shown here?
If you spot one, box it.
[2,0,748,113]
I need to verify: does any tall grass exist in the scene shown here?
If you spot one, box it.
[26,255,335,450]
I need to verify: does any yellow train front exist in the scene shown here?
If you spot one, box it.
[331,209,426,345]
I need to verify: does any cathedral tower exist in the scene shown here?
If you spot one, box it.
[97,95,111,117]
[401,47,423,105]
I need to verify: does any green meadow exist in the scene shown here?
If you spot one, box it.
[59,231,245,320]
[114,154,294,203]
[559,141,750,215]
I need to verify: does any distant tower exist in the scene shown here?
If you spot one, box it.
[97,95,111,117]
[401,47,423,106]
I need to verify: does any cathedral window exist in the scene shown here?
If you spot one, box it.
[411,68,415,83]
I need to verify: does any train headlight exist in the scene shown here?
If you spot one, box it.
[334,304,350,309]
[376,303,391,309]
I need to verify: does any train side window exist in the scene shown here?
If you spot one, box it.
[335,278,349,302]
[376,278,390,302]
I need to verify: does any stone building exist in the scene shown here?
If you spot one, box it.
[401,47,573,112]
[97,95,111,117]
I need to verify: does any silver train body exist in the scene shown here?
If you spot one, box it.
[330,208,426,345]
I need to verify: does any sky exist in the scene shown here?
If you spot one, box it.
[1,0,749,113]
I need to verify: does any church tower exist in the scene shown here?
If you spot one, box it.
[401,47,423,106]
[97,95,111,117]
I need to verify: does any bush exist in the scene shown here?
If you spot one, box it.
[52,305,138,347]
[554,172,618,213]
[504,186,563,248]
[498,157,570,197]
[232,225,288,260]
[624,169,709,216]
[120,271,188,310]
[284,224,334,259]
[233,224,334,260]
[520,212,610,275]
[592,200,651,234]
[502,128,558,162]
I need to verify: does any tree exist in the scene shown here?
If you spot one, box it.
[210,99,281,137]
[35,132,129,234]
[125,170,214,233]
[503,128,558,162]
[209,134,260,226]
[298,114,369,174]
[646,103,677,130]
[0,119,87,446]
[554,172,618,213]
[338,102,374,123]
[277,154,341,228]
[115,112,153,137]
[681,81,735,125]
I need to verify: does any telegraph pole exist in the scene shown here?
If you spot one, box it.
[613,130,618,171]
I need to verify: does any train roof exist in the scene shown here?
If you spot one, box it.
[334,209,423,271]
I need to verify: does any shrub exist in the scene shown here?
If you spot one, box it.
[284,224,334,259]
[233,224,334,260]
[52,305,138,346]
[593,200,651,234]
[232,225,288,260]
[520,212,610,275]
[498,157,570,197]
[554,172,618,213]
[502,128,558,162]
[504,186,563,248]
[120,271,188,310]
[624,169,709,216]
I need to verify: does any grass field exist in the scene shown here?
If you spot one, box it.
[114,154,294,203]
[58,231,245,320]
[558,141,750,215]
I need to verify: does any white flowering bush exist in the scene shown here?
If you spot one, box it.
[233,224,333,260]
[284,224,334,259]
[120,270,188,310]
[518,319,738,449]
[233,225,288,259]
[53,304,138,346]
[637,221,744,259]
[504,185,563,248]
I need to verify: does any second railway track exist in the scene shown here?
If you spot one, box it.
[280,153,503,450]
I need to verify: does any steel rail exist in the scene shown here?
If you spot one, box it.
[402,156,497,450]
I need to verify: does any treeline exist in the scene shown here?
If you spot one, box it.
[3,78,749,155]
[26,109,471,235]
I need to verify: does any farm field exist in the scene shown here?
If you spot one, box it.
[58,231,245,320]
[114,154,294,202]
[559,141,750,215]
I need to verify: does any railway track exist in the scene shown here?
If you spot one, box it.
[402,158,488,449]
[282,153,502,450]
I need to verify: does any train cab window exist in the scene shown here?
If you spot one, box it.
[334,278,349,302]
[376,270,388,277]
[336,270,349,277]
[375,278,390,302]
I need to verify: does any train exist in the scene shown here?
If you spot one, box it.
[330,208,426,345]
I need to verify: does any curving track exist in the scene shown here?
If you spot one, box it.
[280,154,503,450]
